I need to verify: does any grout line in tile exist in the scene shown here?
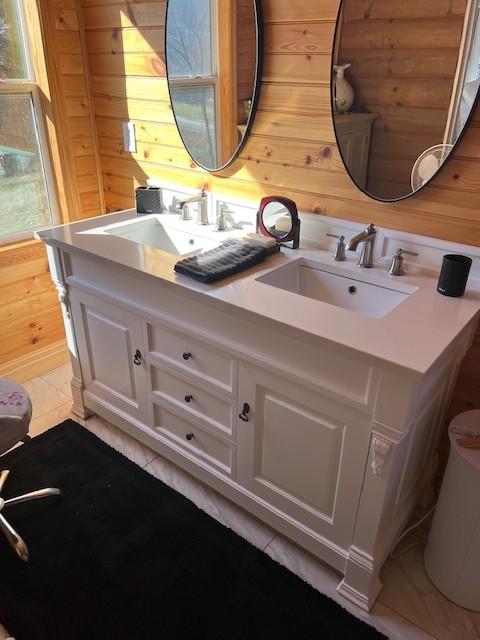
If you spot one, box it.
[378,597,467,640]
[262,533,277,552]
[142,453,159,468]
[23,376,71,421]
[377,602,438,640]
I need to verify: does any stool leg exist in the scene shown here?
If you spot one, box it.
[0,513,28,561]
[4,488,61,508]
[0,470,9,494]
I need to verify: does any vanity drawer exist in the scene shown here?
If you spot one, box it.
[151,366,234,438]
[152,400,233,476]
[148,323,235,394]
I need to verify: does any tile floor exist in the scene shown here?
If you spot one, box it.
[1,363,479,640]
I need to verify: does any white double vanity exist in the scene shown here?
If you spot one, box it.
[37,189,480,610]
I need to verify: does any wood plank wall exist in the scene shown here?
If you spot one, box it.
[52,0,104,219]
[0,242,64,366]
[338,0,468,199]
[0,0,104,368]
[82,0,480,248]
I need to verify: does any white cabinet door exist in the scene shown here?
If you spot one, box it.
[70,288,148,423]
[237,362,371,548]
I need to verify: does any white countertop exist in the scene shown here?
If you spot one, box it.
[37,210,480,378]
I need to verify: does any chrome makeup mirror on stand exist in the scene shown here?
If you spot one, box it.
[256,196,300,249]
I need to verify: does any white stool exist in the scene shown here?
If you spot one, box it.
[0,379,60,561]
[424,410,480,611]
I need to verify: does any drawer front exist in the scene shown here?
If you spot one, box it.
[152,401,233,475]
[151,366,234,438]
[148,323,235,395]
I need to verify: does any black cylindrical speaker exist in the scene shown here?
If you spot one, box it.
[437,254,472,297]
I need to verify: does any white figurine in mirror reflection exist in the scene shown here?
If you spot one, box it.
[333,63,355,113]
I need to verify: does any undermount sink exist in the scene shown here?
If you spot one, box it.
[91,217,217,256]
[256,258,416,319]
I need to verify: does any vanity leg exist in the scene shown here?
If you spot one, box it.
[337,547,383,611]
[47,245,96,423]
[70,376,95,421]
[69,350,95,420]
[336,432,397,611]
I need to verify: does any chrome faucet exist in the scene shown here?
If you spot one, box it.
[347,223,377,268]
[178,190,209,225]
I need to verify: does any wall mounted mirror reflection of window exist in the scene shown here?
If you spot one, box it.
[332,0,480,202]
[165,0,262,172]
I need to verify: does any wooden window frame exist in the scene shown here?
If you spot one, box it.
[0,0,87,253]
[0,0,60,246]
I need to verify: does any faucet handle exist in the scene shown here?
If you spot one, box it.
[397,248,418,257]
[169,196,181,213]
[216,203,229,231]
[326,233,346,261]
[388,248,419,276]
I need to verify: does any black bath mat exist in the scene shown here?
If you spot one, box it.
[0,420,386,640]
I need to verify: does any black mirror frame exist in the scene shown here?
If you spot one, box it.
[165,0,263,174]
[256,196,301,249]
[331,0,480,203]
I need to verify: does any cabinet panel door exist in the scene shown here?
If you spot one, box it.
[237,362,371,547]
[70,288,148,422]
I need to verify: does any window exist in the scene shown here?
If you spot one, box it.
[0,0,56,243]
[166,0,218,168]
[445,0,480,144]
[451,1,480,138]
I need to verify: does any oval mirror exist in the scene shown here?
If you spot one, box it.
[165,0,262,172]
[257,196,301,249]
[332,1,480,201]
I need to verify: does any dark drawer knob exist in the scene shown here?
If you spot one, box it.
[185,433,195,441]
[239,403,250,422]
[183,352,192,361]
[133,349,142,366]
[184,395,193,403]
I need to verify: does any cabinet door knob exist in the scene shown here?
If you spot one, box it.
[184,395,193,403]
[183,352,192,361]
[185,432,195,441]
[133,349,142,366]
[239,403,250,422]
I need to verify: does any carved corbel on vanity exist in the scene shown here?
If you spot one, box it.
[54,281,70,320]
[370,435,393,476]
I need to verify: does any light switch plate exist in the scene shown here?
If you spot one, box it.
[122,121,137,153]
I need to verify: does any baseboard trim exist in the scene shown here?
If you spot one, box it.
[0,340,69,383]
[336,578,382,613]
